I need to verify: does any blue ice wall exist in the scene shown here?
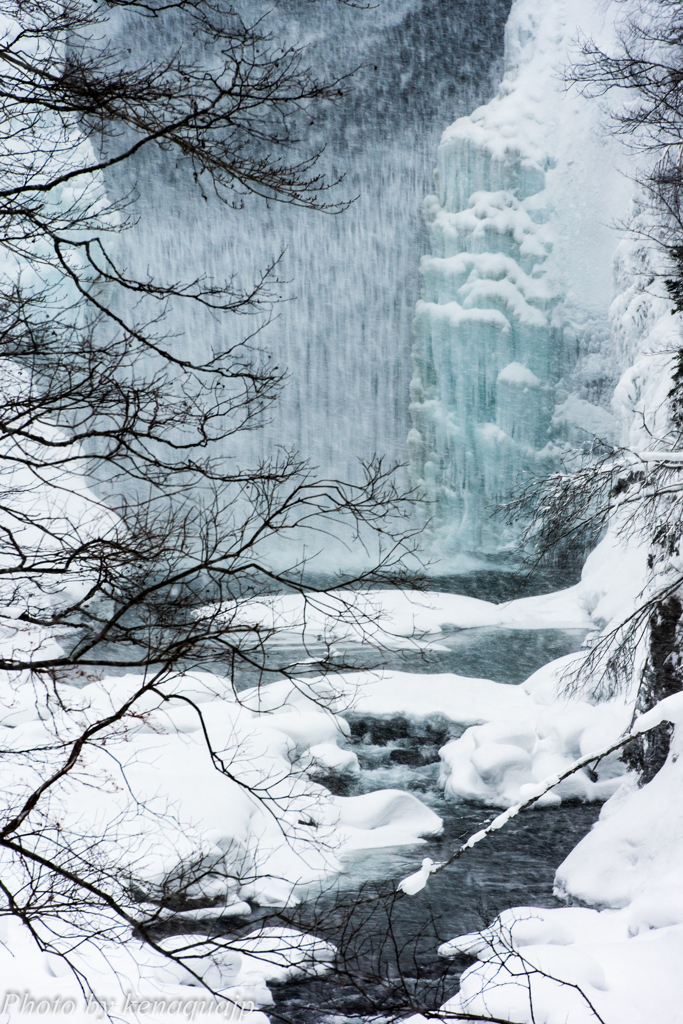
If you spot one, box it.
[409,0,632,558]
[409,182,561,553]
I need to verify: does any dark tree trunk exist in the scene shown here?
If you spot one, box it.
[624,595,683,783]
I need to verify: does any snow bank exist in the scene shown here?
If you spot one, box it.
[341,668,533,724]
[223,586,588,651]
[227,526,647,654]
[438,903,683,1024]
[246,646,635,814]
[0,662,445,1017]
[434,703,683,1024]
[245,666,533,725]
[0,668,443,893]
[0,912,275,1023]
[557,717,683,912]
[437,651,633,807]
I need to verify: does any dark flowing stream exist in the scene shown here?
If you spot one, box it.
[264,572,600,1023]
[272,803,600,1023]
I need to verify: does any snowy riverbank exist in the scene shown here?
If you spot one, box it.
[0,522,658,1023]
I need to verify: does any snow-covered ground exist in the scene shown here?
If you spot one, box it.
[0,522,660,1023]
[0,360,663,1024]
[0,650,446,1021]
[431,701,683,1024]
[0,517,651,1024]
[225,525,647,651]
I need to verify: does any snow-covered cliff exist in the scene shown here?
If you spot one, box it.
[421,0,683,1020]
[409,0,639,556]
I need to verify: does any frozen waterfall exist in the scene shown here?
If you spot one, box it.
[410,156,562,554]
[98,0,635,567]
[101,0,513,488]
[409,0,634,558]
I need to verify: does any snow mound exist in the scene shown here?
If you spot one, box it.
[439,904,683,1024]
[438,666,632,807]
[556,721,683,911]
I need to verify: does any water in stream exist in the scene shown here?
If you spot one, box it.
[263,580,600,1023]
[93,0,606,1011]
[273,802,600,1022]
